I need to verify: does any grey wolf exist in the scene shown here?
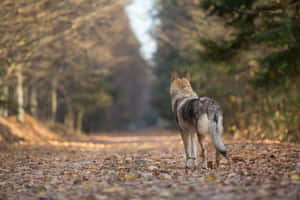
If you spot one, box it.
[170,71,226,169]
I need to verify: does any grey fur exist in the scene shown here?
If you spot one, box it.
[174,96,226,154]
[170,80,227,169]
[179,97,222,126]
[174,96,226,168]
[170,72,227,168]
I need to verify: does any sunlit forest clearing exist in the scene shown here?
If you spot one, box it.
[0,0,300,199]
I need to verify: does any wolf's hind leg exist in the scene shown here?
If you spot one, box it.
[198,134,208,169]
[215,150,220,169]
[180,132,193,168]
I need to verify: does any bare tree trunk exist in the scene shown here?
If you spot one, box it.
[16,64,24,123]
[51,79,57,124]
[76,110,84,133]
[24,87,29,112]
[30,87,38,117]
[1,85,8,118]
[65,107,74,131]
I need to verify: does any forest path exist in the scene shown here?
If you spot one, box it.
[0,133,299,200]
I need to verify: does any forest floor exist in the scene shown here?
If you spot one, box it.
[0,132,300,200]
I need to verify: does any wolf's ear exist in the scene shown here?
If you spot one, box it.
[171,71,179,81]
[183,71,190,81]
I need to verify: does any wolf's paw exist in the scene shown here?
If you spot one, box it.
[186,158,197,169]
[201,163,208,169]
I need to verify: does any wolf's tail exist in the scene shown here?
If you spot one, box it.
[209,111,227,157]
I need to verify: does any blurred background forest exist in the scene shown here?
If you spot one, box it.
[0,0,299,142]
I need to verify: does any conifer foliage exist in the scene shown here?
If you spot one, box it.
[199,0,300,87]
[153,0,300,141]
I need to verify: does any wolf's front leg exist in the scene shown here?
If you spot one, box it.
[198,134,208,169]
[180,132,193,169]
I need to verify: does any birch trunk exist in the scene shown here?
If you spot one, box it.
[16,64,24,123]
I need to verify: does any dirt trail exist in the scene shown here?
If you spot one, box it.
[0,133,299,200]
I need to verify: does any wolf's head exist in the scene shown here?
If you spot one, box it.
[170,71,195,99]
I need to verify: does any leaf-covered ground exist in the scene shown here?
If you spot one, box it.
[0,133,299,200]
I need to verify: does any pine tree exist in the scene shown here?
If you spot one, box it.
[199,0,300,87]
[198,0,300,140]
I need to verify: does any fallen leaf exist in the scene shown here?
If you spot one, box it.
[205,176,214,182]
[232,156,245,163]
[259,189,270,196]
[148,166,158,171]
[124,174,133,179]
[207,161,213,169]
[291,175,300,181]
[103,187,117,193]
[160,190,170,197]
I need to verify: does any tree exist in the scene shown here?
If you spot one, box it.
[198,0,300,140]
[0,0,151,132]
[199,0,300,86]
[153,0,300,141]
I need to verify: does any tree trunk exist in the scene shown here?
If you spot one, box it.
[1,85,8,118]
[30,87,38,117]
[65,108,74,131]
[51,79,57,124]
[24,87,29,112]
[16,64,24,123]
[76,110,84,133]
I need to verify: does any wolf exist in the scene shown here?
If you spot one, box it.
[170,71,227,169]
